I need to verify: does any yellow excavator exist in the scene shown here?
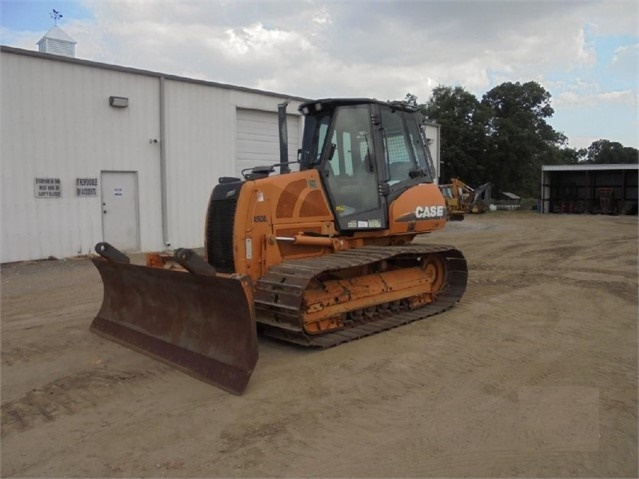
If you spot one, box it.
[439,178,492,220]
[91,98,468,394]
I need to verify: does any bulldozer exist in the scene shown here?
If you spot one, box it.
[438,178,491,220]
[90,98,468,394]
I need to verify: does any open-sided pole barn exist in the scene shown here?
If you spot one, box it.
[540,164,638,215]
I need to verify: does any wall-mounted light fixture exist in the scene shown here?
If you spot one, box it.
[109,96,129,108]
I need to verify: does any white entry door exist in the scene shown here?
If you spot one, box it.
[101,171,140,251]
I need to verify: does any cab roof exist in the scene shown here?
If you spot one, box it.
[298,98,419,115]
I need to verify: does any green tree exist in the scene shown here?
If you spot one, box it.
[403,92,419,107]
[555,147,581,165]
[421,85,492,186]
[584,139,638,164]
[481,81,566,196]
[413,82,636,197]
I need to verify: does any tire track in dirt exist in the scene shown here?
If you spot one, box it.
[467,261,637,303]
[1,365,170,439]
[1,328,100,366]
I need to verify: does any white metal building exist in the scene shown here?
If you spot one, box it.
[423,121,441,184]
[1,45,443,263]
[1,46,309,263]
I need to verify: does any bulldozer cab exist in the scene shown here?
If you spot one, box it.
[299,99,437,232]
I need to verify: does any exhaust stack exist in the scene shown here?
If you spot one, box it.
[278,100,290,174]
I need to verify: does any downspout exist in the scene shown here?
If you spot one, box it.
[159,76,171,247]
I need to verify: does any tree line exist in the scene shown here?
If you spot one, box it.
[406,82,638,197]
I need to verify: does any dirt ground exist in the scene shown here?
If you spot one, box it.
[1,211,637,478]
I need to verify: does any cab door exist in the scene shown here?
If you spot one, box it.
[320,104,387,231]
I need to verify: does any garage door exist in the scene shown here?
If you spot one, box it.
[236,108,301,177]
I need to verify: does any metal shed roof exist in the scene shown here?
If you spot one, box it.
[542,164,639,172]
[0,45,309,103]
[501,192,521,200]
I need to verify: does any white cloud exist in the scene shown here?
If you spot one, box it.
[554,89,636,108]
[0,26,43,50]
[611,42,639,78]
[311,7,331,26]
[613,43,639,63]
[574,27,598,68]
[566,135,600,150]
[581,0,639,36]
[1,0,636,147]
[223,23,312,60]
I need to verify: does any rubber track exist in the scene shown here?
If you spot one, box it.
[254,244,467,348]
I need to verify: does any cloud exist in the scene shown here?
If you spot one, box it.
[311,6,331,26]
[222,22,312,61]
[1,1,630,98]
[555,89,635,108]
[0,26,43,50]
[611,42,639,78]
[612,43,638,63]
[1,0,636,147]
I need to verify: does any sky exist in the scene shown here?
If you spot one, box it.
[1,0,637,150]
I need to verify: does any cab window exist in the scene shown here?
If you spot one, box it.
[322,105,380,217]
[381,108,416,185]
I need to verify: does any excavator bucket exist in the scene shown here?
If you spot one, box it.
[90,243,258,395]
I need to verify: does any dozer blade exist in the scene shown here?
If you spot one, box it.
[90,246,258,395]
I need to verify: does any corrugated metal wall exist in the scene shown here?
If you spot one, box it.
[1,51,163,262]
[235,108,301,176]
[161,83,304,250]
[162,80,234,250]
[1,47,305,262]
[423,123,441,183]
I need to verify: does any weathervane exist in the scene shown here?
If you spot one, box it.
[50,9,63,25]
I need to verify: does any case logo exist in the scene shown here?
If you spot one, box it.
[415,205,445,219]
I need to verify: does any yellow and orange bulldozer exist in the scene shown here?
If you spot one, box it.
[90,98,468,394]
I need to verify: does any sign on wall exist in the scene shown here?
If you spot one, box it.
[34,178,61,198]
[76,177,98,197]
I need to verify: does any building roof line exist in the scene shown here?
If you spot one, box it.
[542,164,638,172]
[0,45,310,103]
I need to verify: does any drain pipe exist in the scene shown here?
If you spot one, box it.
[159,76,171,247]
